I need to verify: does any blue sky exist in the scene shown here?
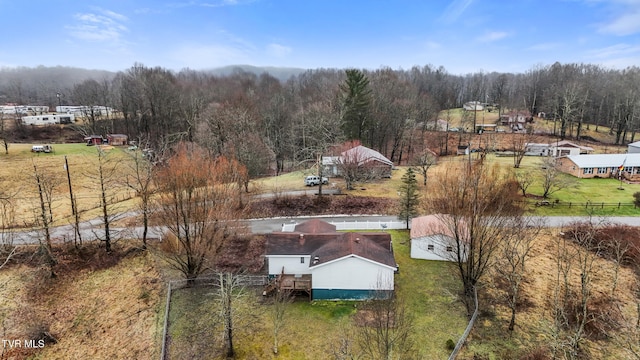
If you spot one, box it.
[1,0,639,74]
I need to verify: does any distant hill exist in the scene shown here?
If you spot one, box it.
[205,65,308,81]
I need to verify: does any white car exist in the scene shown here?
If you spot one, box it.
[304,176,329,186]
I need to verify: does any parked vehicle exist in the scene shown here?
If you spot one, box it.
[304,175,329,186]
[31,145,53,153]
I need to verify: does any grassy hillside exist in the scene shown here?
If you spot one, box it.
[0,246,163,360]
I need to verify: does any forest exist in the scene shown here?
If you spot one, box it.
[1,62,640,177]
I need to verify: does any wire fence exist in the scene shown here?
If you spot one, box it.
[531,201,638,209]
[448,287,478,360]
[159,274,269,360]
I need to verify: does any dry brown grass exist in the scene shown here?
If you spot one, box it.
[0,245,163,360]
[0,143,139,228]
[461,229,640,359]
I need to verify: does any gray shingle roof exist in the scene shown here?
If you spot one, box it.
[566,153,640,168]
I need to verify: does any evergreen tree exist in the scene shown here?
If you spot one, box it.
[398,168,419,229]
[340,69,372,143]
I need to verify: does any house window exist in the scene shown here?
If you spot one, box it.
[446,246,453,252]
[427,244,434,251]
[635,168,640,175]
[597,167,608,174]
[583,168,593,175]
[300,257,305,264]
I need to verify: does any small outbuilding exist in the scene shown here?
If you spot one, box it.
[107,134,128,146]
[410,214,468,262]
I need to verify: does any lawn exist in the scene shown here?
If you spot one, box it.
[483,154,640,216]
[0,143,139,227]
[165,230,468,359]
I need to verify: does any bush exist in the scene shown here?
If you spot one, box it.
[446,338,456,350]
[634,191,640,208]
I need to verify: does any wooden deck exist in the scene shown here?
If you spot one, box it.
[264,274,312,299]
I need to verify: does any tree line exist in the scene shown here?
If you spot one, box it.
[1,62,640,173]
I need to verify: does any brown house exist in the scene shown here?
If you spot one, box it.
[107,134,128,146]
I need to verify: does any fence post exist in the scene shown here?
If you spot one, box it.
[448,287,478,360]
[619,202,621,209]
[160,282,172,360]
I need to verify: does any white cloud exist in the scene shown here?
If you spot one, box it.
[476,31,509,43]
[266,43,292,58]
[599,9,640,35]
[440,0,475,23]
[585,43,640,58]
[67,9,128,43]
[526,42,562,51]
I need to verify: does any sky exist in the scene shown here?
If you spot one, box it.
[1,0,640,75]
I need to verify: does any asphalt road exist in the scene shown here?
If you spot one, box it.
[4,215,640,245]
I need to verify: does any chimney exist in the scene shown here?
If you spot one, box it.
[299,233,305,245]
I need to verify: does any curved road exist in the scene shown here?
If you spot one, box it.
[5,215,640,245]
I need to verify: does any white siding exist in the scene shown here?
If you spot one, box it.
[411,235,465,262]
[266,255,310,275]
[629,143,640,154]
[311,256,394,290]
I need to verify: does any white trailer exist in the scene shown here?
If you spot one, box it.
[22,113,75,125]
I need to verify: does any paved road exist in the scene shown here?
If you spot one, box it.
[4,215,640,245]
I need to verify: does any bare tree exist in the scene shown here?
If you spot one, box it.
[215,272,261,359]
[540,157,575,199]
[269,288,293,355]
[123,144,156,249]
[410,148,437,186]
[85,147,122,252]
[155,142,247,281]
[549,221,602,359]
[494,219,544,331]
[513,169,534,197]
[356,290,415,360]
[512,131,533,168]
[426,162,523,313]
[0,112,10,154]
[31,161,59,277]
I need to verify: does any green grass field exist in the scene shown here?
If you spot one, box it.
[166,231,467,359]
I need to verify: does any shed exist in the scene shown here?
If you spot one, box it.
[410,214,468,262]
[457,145,470,156]
[84,135,105,146]
[107,134,128,146]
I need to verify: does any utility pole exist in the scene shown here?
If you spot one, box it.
[64,156,82,246]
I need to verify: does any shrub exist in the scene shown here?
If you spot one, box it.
[446,338,456,350]
[634,191,640,208]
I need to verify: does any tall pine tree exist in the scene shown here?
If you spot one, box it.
[398,168,419,230]
[340,69,372,144]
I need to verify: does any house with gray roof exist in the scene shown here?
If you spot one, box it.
[265,219,397,300]
[556,153,640,179]
[322,144,393,178]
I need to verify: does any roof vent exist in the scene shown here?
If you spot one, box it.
[313,256,319,265]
